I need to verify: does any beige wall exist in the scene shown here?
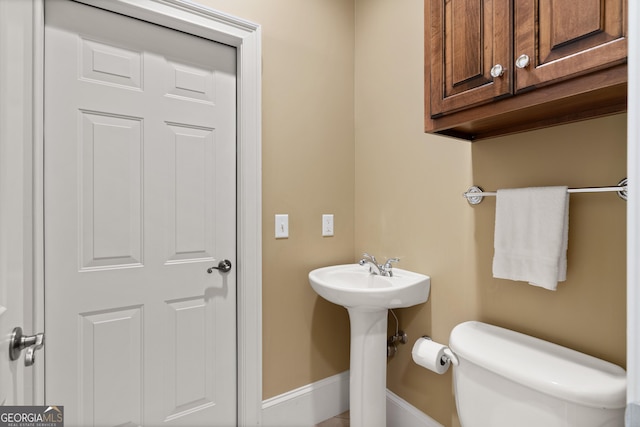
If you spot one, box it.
[354,0,474,424]
[471,115,627,371]
[192,1,626,426]
[355,0,626,426]
[197,0,356,398]
[355,2,626,427]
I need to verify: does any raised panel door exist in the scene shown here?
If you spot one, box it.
[514,0,627,91]
[44,1,237,425]
[429,0,512,116]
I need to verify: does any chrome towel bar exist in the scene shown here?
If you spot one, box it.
[463,178,628,205]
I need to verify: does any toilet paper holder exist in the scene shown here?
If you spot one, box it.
[422,336,459,366]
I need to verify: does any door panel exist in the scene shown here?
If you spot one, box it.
[429,0,512,116]
[44,1,237,425]
[80,112,143,269]
[514,0,627,91]
[79,307,143,426]
[165,124,217,263]
[163,297,215,420]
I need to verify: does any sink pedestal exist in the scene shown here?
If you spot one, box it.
[347,307,388,427]
[308,264,431,427]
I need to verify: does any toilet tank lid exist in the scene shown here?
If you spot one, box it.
[449,321,626,409]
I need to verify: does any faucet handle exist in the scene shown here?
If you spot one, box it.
[381,258,400,276]
[361,253,378,264]
[383,257,400,268]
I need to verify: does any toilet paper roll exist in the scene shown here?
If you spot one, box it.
[411,337,451,375]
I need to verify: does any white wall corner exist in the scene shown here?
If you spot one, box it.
[262,371,349,427]
[386,389,444,427]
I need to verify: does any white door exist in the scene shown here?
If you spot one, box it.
[44,1,237,426]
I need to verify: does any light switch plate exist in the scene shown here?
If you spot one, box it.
[275,214,289,238]
[322,214,334,237]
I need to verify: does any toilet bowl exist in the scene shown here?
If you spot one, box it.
[449,321,626,427]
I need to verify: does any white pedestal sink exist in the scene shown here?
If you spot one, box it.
[309,264,430,427]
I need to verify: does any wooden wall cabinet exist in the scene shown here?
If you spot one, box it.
[425,0,627,140]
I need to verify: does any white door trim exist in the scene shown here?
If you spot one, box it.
[627,0,640,422]
[0,0,262,424]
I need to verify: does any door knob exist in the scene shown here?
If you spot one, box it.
[207,259,232,274]
[9,327,45,366]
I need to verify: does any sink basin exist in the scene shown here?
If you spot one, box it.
[309,263,431,427]
[309,263,430,310]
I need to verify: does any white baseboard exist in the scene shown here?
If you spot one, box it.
[261,371,443,427]
[386,389,443,427]
[262,371,349,427]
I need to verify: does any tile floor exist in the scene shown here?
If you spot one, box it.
[315,411,350,427]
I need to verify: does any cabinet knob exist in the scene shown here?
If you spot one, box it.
[490,64,504,78]
[515,54,530,69]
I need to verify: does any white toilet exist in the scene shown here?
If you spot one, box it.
[449,321,626,427]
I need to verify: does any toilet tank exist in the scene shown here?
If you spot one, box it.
[449,321,626,427]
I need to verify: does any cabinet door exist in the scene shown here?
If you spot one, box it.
[429,0,511,116]
[514,0,627,92]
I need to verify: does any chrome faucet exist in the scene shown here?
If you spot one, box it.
[359,253,399,277]
[359,253,382,275]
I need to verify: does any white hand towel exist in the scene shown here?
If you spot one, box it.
[492,186,569,290]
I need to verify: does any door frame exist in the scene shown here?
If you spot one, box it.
[0,0,263,424]
[628,0,640,422]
